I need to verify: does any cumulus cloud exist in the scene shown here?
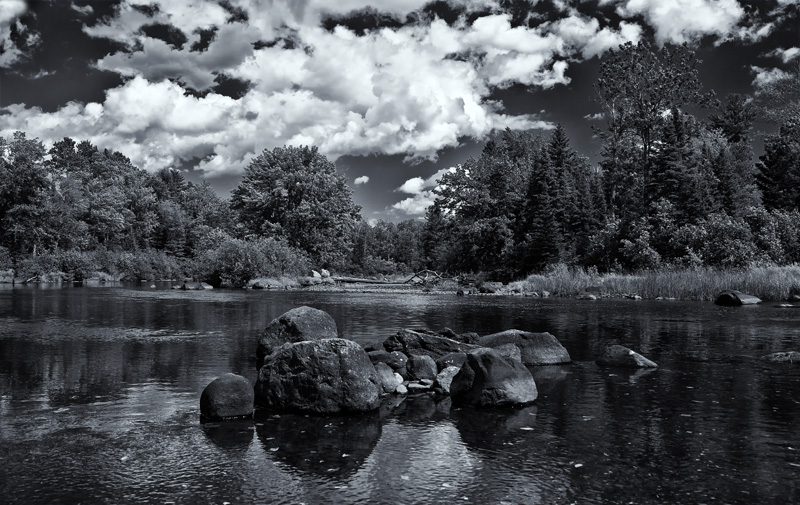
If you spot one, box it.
[0,0,668,176]
[0,0,31,67]
[751,66,791,91]
[607,0,745,45]
[70,3,94,16]
[354,175,369,185]
[767,47,800,63]
[392,167,454,216]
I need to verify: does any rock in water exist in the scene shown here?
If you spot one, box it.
[257,306,338,370]
[382,328,480,360]
[434,366,461,395]
[406,354,438,381]
[761,351,800,364]
[450,348,538,408]
[714,290,762,306]
[596,345,658,368]
[200,373,254,421]
[374,362,400,394]
[254,338,382,414]
[479,330,571,366]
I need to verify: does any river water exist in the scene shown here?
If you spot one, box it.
[1,284,798,505]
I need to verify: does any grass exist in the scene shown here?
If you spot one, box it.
[508,264,800,301]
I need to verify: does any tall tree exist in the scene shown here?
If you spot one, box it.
[230,145,361,268]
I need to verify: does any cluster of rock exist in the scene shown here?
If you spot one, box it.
[200,306,660,421]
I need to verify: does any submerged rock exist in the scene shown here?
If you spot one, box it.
[254,338,382,414]
[256,306,338,370]
[450,348,538,408]
[596,345,658,368]
[383,328,480,360]
[200,373,254,421]
[479,330,571,366]
[761,351,800,364]
[714,290,761,306]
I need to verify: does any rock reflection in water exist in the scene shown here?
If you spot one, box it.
[201,419,254,452]
[254,411,381,478]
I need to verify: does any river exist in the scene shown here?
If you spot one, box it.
[1,283,798,504]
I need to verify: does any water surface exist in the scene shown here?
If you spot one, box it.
[1,284,798,504]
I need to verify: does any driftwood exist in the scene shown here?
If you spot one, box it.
[332,270,448,286]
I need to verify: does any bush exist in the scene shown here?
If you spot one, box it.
[194,236,310,288]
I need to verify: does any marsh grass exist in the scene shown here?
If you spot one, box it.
[510,264,800,301]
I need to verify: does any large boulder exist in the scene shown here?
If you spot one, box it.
[383,328,480,360]
[596,345,658,368]
[254,338,382,414]
[257,306,338,370]
[714,290,762,306]
[450,348,538,408]
[479,330,571,366]
[200,373,254,421]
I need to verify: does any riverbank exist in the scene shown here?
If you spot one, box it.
[4,265,799,302]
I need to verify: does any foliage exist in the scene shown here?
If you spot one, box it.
[230,145,360,268]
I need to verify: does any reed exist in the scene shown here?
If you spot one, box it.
[510,264,800,301]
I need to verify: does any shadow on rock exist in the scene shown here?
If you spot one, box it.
[254,411,381,478]
[451,404,538,451]
[201,419,255,452]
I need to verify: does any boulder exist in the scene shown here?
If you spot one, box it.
[596,345,658,368]
[436,352,467,371]
[374,362,400,394]
[433,366,461,395]
[200,373,254,421]
[714,290,762,306]
[383,328,480,360]
[576,292,597,300]
[257,306,338,370]
[450,348,538,408]
[367,350,408,371]
[254,338,382,414]
[175,281,214,290]
[406,354,438,381]
[761,351,800,364]
[479,330,571,366]
[493,343,522,362]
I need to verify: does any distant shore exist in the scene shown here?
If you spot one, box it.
[3,264,799,302]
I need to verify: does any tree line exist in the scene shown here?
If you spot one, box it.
[1,42,798,285]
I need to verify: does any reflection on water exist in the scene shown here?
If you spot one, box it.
[1,284,799,504]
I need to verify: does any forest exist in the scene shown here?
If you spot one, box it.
[0,42,798,287]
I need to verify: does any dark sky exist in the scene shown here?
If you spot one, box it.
[0,0,797,222]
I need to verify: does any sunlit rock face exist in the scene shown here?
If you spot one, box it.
[255,338,382,414]
[479,330,571,365]
[256,306,339,370]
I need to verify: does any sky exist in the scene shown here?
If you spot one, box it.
[0,0,797,222]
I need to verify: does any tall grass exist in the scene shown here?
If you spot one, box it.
[510,264,800,301]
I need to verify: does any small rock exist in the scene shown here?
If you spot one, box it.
[407,382,433,393]
[434,366,461,395]
[393,372,404,385]
[714,290,761,306]
[395,384,408,395]
[761,351,800,364]
[407,354,438,381]
[596,345,658,368]
[200,373,254,421]
[374,362,400,394]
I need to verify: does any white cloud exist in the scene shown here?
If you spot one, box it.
[767,47,800,64]
[392,167,454,216]
[751,66,791,91]
[0,0,654,177]
[584,112,605,121]
[610,0,745,45]
[70,3,93,16]
[354,175,369,185]
[0,0,29,67]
